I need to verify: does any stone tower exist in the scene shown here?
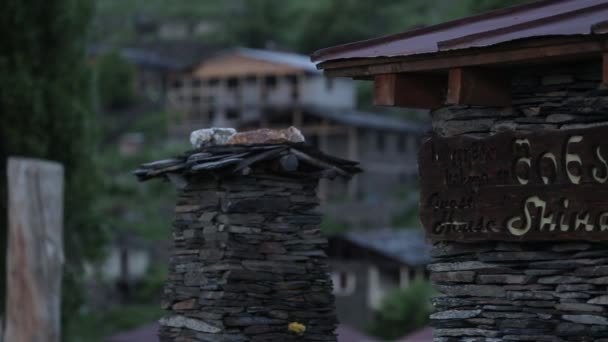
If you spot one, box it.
[135,138,361,342]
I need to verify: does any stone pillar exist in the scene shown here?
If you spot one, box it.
[420,61,608,341]
[135,137,360,342]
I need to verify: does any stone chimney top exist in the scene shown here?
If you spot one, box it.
[133,127,361,183]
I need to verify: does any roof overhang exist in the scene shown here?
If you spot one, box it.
[311,0,608,109]
[315,36,608,109]
[317,35,608,78]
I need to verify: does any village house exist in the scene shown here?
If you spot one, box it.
[328,229,431,328]
[166,47,429,201]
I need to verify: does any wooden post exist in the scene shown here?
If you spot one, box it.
[4,158,64,342]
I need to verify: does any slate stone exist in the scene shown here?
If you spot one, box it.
[477,275,530,284]
[428,261,497,272]
[538,276,586,284]
[556,284,594,292]
[223,316,285,327]
[431,309,482,320]
[555,303,604,313]
[588,296,608,305]
[563,314,608,325]
[160,315,222,333]
[431,271,477,283]
[436,284,506,297]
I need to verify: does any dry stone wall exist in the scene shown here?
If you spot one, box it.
[135,141,361,342]
[430,241,608,341]
[428,60,608,341]
[159,174,337,342]
[432,61,607,137]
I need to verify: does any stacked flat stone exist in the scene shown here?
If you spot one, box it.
[135,141,360,342]
[427,60,608,341]
[430,241,608,341]
[431,61,607,137]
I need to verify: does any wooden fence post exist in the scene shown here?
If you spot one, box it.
[4,158,64,342]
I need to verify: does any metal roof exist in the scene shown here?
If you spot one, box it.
[311,0,608,64]
[338,229,431,266]
[236,48,321,74]
[304,105,430,133]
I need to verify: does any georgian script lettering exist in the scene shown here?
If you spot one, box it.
[419,127,608,241]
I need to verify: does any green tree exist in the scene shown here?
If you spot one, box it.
[96,50,136,109]
[369,279,435,340]
[0,0,106,331]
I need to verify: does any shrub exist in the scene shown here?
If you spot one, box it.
[368,279,435,340]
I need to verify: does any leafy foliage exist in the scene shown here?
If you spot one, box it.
[0,0,107,330]
[91,0,530,53]
[96,50,136,109]
[369,279,435,340]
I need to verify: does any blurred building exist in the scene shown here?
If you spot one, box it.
[91,43,428,200]
[166,47,429,201]
[167,48,355,132]
[328,229,431,328]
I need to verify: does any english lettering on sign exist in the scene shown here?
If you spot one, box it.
[419,127,608,241]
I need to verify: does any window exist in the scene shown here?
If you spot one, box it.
[264,75,277,88]
[172,79,183,88]
[204,96,215,104]
[325,77,334,90]
[226,109,239,120]
[331,271,356,296]
[227,77,239,89]
[376,132,386,151]
[245,75,257,84]
[208,78,219,86]
[192,78,202,87]
[207,110,215,122]
[286,74,298,85]
[398,135,407,153]
[288,75,299,101]
[192,95,201,104]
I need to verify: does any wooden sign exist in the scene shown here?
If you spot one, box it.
[419,127,608,241]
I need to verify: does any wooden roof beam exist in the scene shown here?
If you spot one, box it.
[446,67,511,107]
[374,73,445,109]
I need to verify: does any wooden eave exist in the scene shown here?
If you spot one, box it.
[318,36,608,78]
[318,36,608,109]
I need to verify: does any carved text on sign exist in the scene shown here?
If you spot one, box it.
[419,127,608,241]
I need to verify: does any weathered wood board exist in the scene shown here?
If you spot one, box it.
[419,127,608,241]
[4,158,64,342]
